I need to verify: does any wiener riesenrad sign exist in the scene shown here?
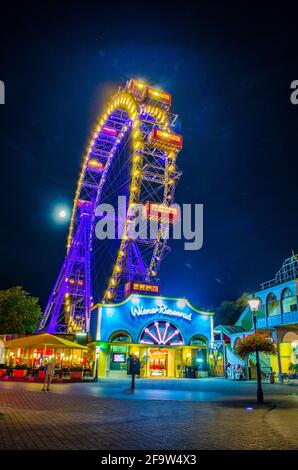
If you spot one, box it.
[130,303,192,321]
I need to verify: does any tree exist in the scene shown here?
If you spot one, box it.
[215,292,248,325]
[0,286,42,334]
[235,333,277,358]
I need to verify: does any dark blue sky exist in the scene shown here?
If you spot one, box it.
[0,3,297,309]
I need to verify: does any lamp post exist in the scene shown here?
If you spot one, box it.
[248,296,264,404]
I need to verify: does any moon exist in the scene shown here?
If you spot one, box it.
[53,205,70,224]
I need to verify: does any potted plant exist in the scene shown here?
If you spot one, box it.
[69,366,84,380]
[0,363,7,377]
[13,364,28,378]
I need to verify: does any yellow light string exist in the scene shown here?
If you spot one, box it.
[66,86,174,302]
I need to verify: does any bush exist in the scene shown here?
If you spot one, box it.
[0,363,7,369]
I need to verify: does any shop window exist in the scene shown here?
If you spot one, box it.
[266,293,280,317]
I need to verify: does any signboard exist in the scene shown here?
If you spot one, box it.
[124,281,160,297]
[130,302,192,321]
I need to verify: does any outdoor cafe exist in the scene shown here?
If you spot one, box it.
[0,333,93,381]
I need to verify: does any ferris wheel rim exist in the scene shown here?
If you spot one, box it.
[66,89,180,310]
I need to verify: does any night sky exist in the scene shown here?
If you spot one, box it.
[1,3,298,310]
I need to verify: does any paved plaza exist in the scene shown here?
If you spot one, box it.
[0,378,297,450]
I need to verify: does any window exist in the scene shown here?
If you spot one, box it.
[189,335,207,346]
[281,287,297,314]
[109,331,132,343]
[266,293,280,317]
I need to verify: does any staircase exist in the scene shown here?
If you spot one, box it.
[225,344,246,368]
[225,344,271,378]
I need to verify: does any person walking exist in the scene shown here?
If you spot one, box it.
[42,357,55,391]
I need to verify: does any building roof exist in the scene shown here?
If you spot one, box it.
[214,325,246,336]
[3,333,88,350]
[91,294,215,316]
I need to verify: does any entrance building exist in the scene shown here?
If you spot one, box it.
[90,294,215,378]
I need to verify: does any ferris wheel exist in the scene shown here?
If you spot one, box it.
[39,79,183,334]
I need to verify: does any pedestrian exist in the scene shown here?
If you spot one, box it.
[42,357,55,391]
[238,364,244,380]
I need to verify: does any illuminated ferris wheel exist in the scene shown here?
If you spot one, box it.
[39,79,183,334]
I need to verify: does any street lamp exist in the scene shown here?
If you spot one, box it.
[248,296,264,404]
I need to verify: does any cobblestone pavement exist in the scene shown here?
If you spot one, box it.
[0,380,297,450]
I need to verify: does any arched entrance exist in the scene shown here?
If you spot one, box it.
[139,321,184,377]
[108,330,132,377]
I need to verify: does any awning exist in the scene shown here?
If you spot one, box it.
[3,333,88,351]
[214,325,246,337]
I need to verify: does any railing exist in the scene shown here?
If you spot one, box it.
[225,344,246,367]
[283,310,298,324]
[256,309,298,329]
[260,253,298,290]
[256,318,267,329]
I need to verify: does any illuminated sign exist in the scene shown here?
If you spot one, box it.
[140,321,183,345]
[143,202,180,223]
[124,281,160,297]
[130,303,192,321]
[113,353,126,363]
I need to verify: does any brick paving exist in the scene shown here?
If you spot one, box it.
[0,381,297,450]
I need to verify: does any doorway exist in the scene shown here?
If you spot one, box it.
[148,349,168,377]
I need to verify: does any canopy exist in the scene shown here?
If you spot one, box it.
[3,333,88,351]
[214,325,246,337]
